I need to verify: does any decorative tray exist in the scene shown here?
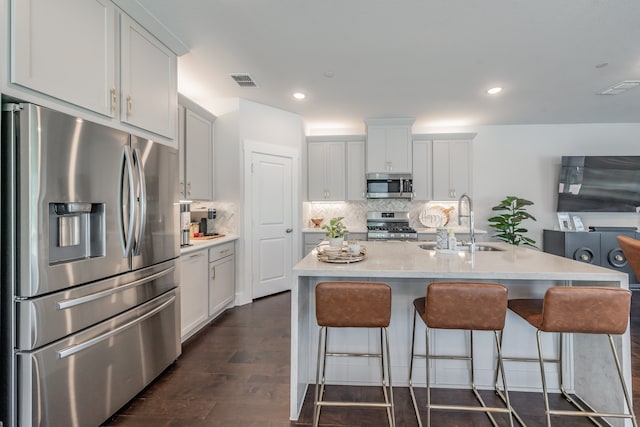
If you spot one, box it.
[316,243,367,264]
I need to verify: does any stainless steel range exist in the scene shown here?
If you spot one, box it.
[367,211,418,241]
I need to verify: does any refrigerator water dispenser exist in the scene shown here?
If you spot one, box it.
[49,202,106,264]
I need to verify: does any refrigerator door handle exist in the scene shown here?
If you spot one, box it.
[132,147,147,256]
[118,145,136,257]
[56,266,175,310]
[57,293,176,359]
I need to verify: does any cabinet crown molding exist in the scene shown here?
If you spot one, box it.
[364,117,415,127]
[413,132,477,141]
[306,134,365,142]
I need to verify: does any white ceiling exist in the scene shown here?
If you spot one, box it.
[137,0,640,133]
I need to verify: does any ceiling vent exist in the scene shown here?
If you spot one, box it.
[230,73,258,88]
[598,80,640,95]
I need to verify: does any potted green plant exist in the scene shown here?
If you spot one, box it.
[488,196,537,247]
[322,216,349,247]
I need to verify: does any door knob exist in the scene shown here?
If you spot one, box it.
[286,228,293,233]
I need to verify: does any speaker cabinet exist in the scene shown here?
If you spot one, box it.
[543,229,639,287]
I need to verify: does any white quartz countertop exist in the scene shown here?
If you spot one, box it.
[293,240,626,282]
[180,234,239,255]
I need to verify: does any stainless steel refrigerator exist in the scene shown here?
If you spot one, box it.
[1,102,181,427]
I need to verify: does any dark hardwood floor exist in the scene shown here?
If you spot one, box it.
[104,291,640,426]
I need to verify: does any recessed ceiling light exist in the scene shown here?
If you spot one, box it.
[595,62,609,69]
[293,92,306,100]
[487,87,502,95]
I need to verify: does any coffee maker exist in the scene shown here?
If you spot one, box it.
[200,208,217,236]
[180,202,191,246]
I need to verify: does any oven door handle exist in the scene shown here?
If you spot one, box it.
[57,294,175,359]
[56,266,175,310]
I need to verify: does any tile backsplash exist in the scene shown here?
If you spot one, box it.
[303,200,460,230]
[189,201,237,236]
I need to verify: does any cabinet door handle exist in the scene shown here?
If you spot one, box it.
[187,181,191,196]
[211,266,216,280]
[110,88,117,113]
[188,252,204,259]
[126,95,133,117]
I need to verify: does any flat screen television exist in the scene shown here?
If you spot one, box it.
[557,156,640,212]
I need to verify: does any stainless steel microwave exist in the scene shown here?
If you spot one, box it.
[366,173,413,199]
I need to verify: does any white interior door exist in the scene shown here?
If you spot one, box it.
[251,152,293,299]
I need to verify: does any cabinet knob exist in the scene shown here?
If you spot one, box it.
[286,228,294,233]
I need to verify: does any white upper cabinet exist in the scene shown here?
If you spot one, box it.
[346,140,366,201]
[9,0,178,140]
[412,139,432,201]
[365,118,414,173]
[11,0,116,117]
[307,141,346,201]
[432,139,472,200]
[120,14,177,139]
[178,95,215,201]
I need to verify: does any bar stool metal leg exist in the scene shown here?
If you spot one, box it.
[408,306,424,427]
[313,326,328,427]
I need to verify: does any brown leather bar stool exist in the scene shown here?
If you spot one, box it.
[313,281,394,427]
[408,282,513,427]
[505,286,637,427]
[618,235,640,279]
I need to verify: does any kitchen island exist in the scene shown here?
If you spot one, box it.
[290,241,632,424]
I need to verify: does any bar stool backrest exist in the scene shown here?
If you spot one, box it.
[315,281,392,328]
[540,287,631,334]
[618,235,640,280]
[425,282,507,330]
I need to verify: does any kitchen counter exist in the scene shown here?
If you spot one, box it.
[290,241,631,423]
[180,234,239,255]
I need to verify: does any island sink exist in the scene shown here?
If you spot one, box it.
[418,242,505,252]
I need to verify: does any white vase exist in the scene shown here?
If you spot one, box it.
[328,237,344,248]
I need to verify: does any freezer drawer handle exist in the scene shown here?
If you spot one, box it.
[56,266,175,310]
[57,294,176,359]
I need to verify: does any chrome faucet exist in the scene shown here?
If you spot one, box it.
[458,193,475,252]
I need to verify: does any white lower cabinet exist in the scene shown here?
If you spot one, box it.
[208,242,235,318]
[179,250,208,341]
[180,241,236,342]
